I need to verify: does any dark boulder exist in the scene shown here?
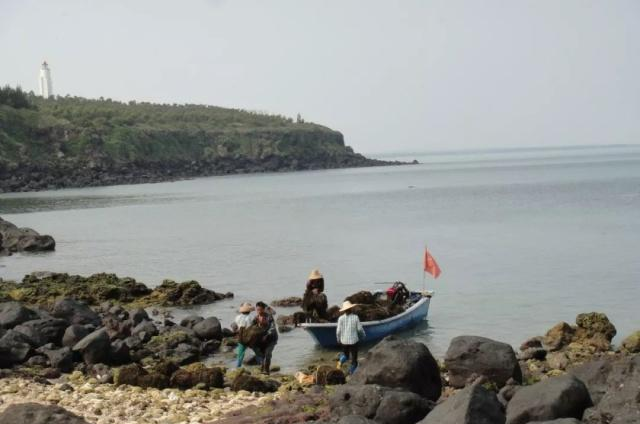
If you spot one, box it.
[506,375,592,424]
[231,373,280,393]
[374,390,434,424]
[572,354,640,424]
[72,328,111,364]
[131,320,158,343]
[0,301,38,328]
[179,315,204,328]
[41,346,74,372]
[417,384,505,424]
[192,317,222,341]
[349,336,442,401]
[101,315,132,340]
[14,318,68,347]
[0,329,34,366]
[110,339,131,364]
[445,335,522,388]
[51,298,100,326]
[330,384,433,423]
[62,325,90,347]
[0,402,89,424]
[169,364,224,389]
[26,355,49,367]
[129,308,149,326]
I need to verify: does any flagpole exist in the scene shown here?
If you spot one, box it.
[422,244,427,293]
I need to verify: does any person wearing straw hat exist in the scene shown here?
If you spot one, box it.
[336,300,365,374]
[302,269,328,322]
[234,302,255,368]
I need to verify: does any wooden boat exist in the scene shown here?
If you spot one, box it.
[300,291,432,348]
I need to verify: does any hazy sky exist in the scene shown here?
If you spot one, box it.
[1,1,639,154]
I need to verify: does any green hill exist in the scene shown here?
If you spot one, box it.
[0,86,397,192]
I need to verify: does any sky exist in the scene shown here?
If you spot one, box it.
[1,0,639,154]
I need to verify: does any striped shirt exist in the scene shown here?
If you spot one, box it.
[336,313,365,345]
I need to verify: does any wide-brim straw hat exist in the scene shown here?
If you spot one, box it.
[339,301,357,312]
[308,269,323,280]
[238,302,254,313]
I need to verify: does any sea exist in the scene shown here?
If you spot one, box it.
[1,144,639,371]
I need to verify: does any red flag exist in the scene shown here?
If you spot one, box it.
[423,248,441,279]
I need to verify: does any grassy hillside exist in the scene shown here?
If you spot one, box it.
[0,87,396,192]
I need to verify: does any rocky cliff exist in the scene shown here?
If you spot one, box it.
[0,92,401,192]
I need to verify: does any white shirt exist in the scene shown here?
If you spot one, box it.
[235,312,254,328]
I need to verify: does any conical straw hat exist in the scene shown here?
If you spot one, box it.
[339,301,357,312]
[308,269,323,280]
[238,302,254,313]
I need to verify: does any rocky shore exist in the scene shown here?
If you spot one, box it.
[0,154,409,194]
[0,275,638,424]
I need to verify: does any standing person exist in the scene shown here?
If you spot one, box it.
[234,302,254,368]
[336,301,365,375]
[253,301,278,375]
[302,269,328,322]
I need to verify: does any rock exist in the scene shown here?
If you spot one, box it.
[519,347,547,361]
[72,328,111,364]
[498,383,521,407]
[88,363,114,383]
[0,402,89,424]
[26,355,49,367]
[417,384,505,424]
[336,417,377,424]
[231,373,280,393]
[178,315,204,328]
[375,390,434,424]
[0,301,38,328]
[192,317,222,341]
[620,331,640,353]
[14,318,68,347]
[575,312,616,340]
[129,308,149,326]
[543,322,575,351]
[51,298,100,326]
[131,320,158,342]
[169,363,224,389]
[520,336,543,351]
[42,346,74,372]
[0,329,33,365]
[145,279,229,306]
[101,315,132,340]
[444,335,522,388]
[330,384,389,419]
[546,351,570,370]
[571,354,640,424]
[527,420,582,424]
[113,363,169,389]
[350,336,442,400]
[506,375,592,424]
[62,324,90,347]
[271,296,303,307]
[315,365,346,386]
[41,367,61,379]
[110,339,131,364]
[200,339,221,355]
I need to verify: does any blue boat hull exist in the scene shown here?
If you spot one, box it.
[300,295,431,348]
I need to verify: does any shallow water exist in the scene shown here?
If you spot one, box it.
[1,145,639,371]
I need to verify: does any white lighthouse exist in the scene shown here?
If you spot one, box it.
[39,61,53,98]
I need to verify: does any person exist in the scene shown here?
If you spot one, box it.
[336,300,365,375]
[302,269,328,322]
[253,301,278,374]
[234,302,255,368]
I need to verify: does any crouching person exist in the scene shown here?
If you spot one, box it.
[336,301,365,375]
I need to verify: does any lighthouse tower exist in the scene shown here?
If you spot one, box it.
[39,61,53,98]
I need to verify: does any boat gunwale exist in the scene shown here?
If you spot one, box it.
[299,295,430,329]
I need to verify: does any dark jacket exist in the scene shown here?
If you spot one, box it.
[253,313,278,345]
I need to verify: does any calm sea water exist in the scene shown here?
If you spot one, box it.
[1,145,639,371]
